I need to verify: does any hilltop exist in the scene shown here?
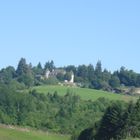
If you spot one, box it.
[1,58,140,96]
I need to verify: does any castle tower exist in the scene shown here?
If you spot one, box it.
[69,72,74,83]
[45,69,50,79]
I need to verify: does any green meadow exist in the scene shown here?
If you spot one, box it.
[0,125,137,140]
[0,126,70,140]
[33,85,136,102]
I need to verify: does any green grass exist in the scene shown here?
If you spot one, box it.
[33,85,136,102]
[0,125,138,140]
[124,138,140,140]
[0,125,70,140]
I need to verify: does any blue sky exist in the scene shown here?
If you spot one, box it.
[0,0,140,72]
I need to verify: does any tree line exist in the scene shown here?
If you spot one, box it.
[0,58,140,91]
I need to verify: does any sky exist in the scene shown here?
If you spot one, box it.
[0,0,140,72]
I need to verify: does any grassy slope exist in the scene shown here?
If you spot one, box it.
[33,85,136,102]
[0,126,138,140]
[0,126,69,140]
[124,138,140,140]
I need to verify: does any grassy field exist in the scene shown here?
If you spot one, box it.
[0,125,70,140]
[0,125,138,140]
[124,138,140,140]
[32,85,136,102]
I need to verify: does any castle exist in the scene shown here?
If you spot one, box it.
[45,69,74,83]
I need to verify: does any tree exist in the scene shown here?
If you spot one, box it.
[56,73,65,81]
[65,65,77,74]
[95,61,102,79]
[16,58,34,87]
[109,75,120,88]
[16,58,28,76]
[87,64,94,82]
[64,72,71,81]
[91,79,103,89]
[37,62,43,70]
[125,98,140,137]
[95,102,127,140]
[78,128,93,140]
[118,67,138,87]
[44,77,58,85]
[77,65,88,81]
[102,69,111,82]
[44,60,55,72]
[0,66,15,84]
[32,62,43,76]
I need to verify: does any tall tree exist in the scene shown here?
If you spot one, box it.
[65,65,77,74]
[16,58,28,76]
[87,64,94,82]
[95,102,127,140]
[16,58,34,87]
[95,61,102,79]
[109,75,120,88]
[33,62,43,75]
[77,65,88,81]
[44,60,55,72]
[0,66,15,84]
[102,69,111,82]
[37,62,43,70]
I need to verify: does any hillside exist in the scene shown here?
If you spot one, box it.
[33,85,136,102]
[0,125,69,140]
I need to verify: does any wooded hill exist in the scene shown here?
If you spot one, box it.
[1,58,140,93]
[0,58,140,140]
